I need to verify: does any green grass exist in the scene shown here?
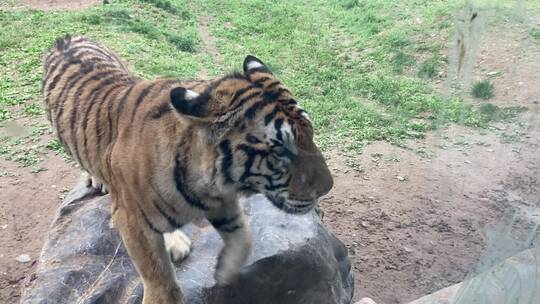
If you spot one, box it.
[477,104,527,124]
[0,0,528,171]
[392,51,416,74]
[530,28,540,42]
[472,80,495,100]
[0,0,211,168]
[193,0,484,149]
[418,57,441,78]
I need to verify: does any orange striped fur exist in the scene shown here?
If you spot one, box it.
[43,35,332,304]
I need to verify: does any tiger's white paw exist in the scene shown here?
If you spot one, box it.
[164,230,191,262]
[83,172,108,194]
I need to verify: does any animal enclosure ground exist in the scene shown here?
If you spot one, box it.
[1,1,540,303]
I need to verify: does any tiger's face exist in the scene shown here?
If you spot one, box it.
[170,56,333,214]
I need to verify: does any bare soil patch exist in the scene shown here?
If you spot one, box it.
[2,0,102,11]
[196,15,225,79]
[0,156,78,303]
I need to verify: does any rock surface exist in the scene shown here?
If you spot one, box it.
[408,246,540,304]
[22,179,354,304]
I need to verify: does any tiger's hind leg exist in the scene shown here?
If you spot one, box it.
[82,171,108,194]
[164,229,191,262]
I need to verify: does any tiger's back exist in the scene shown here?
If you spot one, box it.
[43,35,133,182]
[42,35,205,188]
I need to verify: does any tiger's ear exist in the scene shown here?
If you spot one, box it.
[170,87,210,118]
[243,55,272,74]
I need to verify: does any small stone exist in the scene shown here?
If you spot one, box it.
[0,224,7,229]
[403,246,413,253]
[51,185,57,189]
[396,175,406,181]
[356,297,377,304]
[16,254,31,263]
[360,221,369,228]
[486,70,501,77]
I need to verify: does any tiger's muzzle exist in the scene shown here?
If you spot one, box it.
[267,195,317,214]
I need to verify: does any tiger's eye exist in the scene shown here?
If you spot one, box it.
[246,134,261,144]
[272,146,287,157]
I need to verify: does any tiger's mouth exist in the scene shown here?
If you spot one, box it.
[267,195,316,214]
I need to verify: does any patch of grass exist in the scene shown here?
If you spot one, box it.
[0,0,506,171]
[477,104,527,124]
[341,0,360,10]
[24,103,44,116]
[0,108,12,121]
[29,124,51,137]
[418,57,440,78]
[165,31,198,52]
[0,0,210,171]
[391,51,416,73]
[194,0,478,149]
[46,138,65,153]
[530,28,540,42]
[127,19,161,39]
[0,136,43,170]
[385,31,411,48]
[81,13,102,25]
[138,0,190,18]
[472,80,495,100]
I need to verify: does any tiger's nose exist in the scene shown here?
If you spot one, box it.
[315,165,333,197]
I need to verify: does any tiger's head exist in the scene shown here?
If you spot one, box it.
[170,56,333,214]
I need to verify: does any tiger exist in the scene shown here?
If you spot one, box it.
[42,35,333,304]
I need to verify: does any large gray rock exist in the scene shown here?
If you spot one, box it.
[22,180,354,304]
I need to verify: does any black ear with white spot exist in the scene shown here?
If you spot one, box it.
[243,55,271,74]
[170,87,209,118]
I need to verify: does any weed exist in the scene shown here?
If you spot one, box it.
[418,57,439,78]
[127,19,160,39]
[392,51,416,73]
[341,0,359,10]
[103,8,131,20]
[386,31,411,48]
[530,28,540,42]
[166,32,198,52]
[24,103,43,116]
[46,138,64,153]
[0,108,11,121]
[477,104,527,124]
[29,124,51,137]
[138,0,190,17]
[81,14,102,25]
[472,80,494,100]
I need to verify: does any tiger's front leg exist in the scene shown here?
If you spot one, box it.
[112,194,184,304]
[206,201,252,285]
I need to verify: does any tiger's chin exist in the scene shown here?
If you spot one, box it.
[266,195,316,214]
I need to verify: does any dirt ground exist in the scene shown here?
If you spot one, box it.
[322,21,540,303]
[0,156,78,303]
[1,2,540,304]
